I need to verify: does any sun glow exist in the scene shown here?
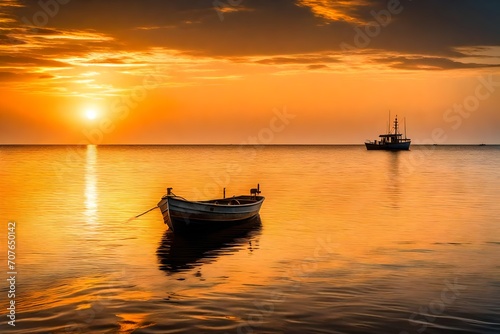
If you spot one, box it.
[85,108,98,120]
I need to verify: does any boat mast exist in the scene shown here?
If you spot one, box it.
[394,115,398,135]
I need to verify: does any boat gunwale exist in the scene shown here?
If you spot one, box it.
[165,195,265,208]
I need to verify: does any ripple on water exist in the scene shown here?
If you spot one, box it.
[3,146,500,333]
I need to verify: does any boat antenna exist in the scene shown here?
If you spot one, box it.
[404,117,407,139]
[388,110,391,133]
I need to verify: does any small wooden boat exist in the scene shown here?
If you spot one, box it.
[365,115,411,151]
[157,185,265,233]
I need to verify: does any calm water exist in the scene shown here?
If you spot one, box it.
[1,145,500,334]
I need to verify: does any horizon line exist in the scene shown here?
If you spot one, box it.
[1,143,498,147]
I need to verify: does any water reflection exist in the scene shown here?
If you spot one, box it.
[386,151,403,209]
[156,216,262,274]
[3,146,500,334]
[85,145,98,224]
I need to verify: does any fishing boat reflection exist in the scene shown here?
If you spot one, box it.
[156,216,262,274]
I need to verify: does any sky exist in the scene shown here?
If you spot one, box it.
[0,0,499,144]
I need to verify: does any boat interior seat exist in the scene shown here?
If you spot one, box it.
[229,199,240,205]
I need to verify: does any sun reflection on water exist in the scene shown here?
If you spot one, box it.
[85,145,98,224]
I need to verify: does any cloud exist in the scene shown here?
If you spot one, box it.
[38,74,54,79]
[213,4,255,15]
[297,0,371,24]
[5,0,499,60]
[255,54,341,65]
[0,0,499,100]
[373,55,500,71]
[0,55,68,67]
[307,64,329,70]
[0,71,18,79]
[193,75,242,80]
[0,0,23,7]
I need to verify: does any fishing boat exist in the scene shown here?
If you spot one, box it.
[365,115,411,151]
[157,185,265,233]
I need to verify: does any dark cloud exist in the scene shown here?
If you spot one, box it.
[307,64,329,70]
[0,34,26,46]
[28,27,62,35]
[255,54,340,65]
[38,74,54,79]
[2,0,500,69]
[0,71,18,79]
[0,55,68,67]
[373,56,500,71]
[0,0,23,8]
[0,70,56,82]
[361,0,500,57]
[10,0,344,55]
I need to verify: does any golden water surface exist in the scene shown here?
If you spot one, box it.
[0,145,499,333]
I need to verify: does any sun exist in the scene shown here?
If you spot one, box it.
[85,108,98,120]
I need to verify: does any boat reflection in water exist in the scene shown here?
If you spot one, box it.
[156,215,262,274]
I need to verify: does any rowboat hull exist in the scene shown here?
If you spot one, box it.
[157,195,264,233]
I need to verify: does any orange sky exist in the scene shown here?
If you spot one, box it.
[1,0,499,144]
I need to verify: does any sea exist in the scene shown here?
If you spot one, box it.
[0,145,499,334]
